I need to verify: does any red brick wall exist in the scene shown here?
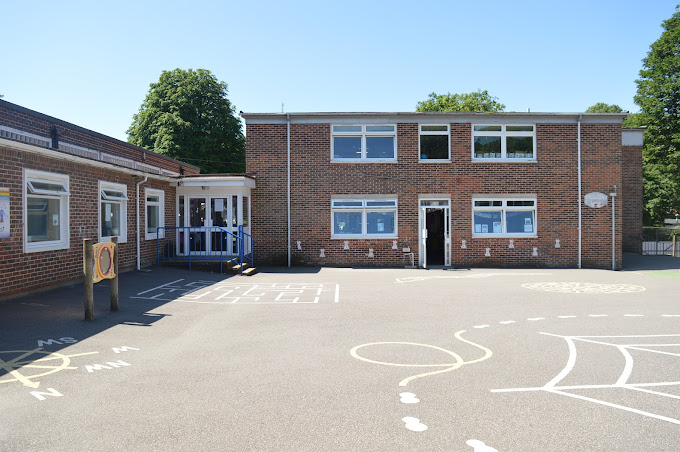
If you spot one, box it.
[0,101,199,176]
[622,145,643,253]
[247,120,625,269]
[0,143,176,298]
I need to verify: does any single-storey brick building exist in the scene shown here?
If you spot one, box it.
[0,100,254,299]
[243,112,643,270]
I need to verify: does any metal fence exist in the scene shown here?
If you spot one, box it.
[641,226,679,256]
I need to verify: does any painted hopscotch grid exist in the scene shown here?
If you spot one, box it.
[131,279,340,304]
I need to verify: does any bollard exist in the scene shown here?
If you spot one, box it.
[110,236,119,311]
[83,239,94,321]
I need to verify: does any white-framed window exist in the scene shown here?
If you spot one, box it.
[331,198,398,238]
[472,124,536,160]
[419,124,450,161]
[23,169,70,253]
[145,188,164,240]
[99,181,128,243]
[472,197,537,237]
[331,125,397,161]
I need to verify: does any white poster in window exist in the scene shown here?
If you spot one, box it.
[0,188,9,239]
[105,203,112,219]
[524,217,533,232]
[214,199,224,212]
[475,224,482,233]
[482,224,489,233]
[493,222,501,233]
[377,223,384,232]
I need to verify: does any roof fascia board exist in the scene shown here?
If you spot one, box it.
[1,138,175,182]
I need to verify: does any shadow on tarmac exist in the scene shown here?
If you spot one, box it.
[0,266,237,380]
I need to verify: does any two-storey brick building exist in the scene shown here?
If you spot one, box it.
[243,112,643,270]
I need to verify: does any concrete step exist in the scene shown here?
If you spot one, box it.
[231,263,249,272]
[242,267,257,276]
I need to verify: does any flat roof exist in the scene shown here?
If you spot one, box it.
[242,111,629,125]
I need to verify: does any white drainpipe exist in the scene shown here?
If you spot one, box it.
[136,175,148,270]
[287,113,291,268]
[577,114,582,269]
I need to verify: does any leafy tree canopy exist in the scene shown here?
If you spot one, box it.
[633,6,680,224]
[127,68,245,174]
[416,90,505,112]
[585,102,624,113]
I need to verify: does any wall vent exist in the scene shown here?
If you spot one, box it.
[0,126,52,148]
[100,152,135,169]
[59,142,100,160]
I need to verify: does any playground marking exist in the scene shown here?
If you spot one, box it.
[350,330,492,387]
[0,349,99,388]
[396,272,549,283]
[132,280,340,304]
[402,417,427,432]
[522,282,646,294]
[466,439,499,451]
[491,332,680,425]
[399,392,420,404]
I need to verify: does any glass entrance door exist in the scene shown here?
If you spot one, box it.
[189,197,207,252]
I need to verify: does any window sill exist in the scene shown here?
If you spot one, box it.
[101,236,127,244]
[330,159,398,163]
[472,234,537,239]
[145,234,165,241]
[25,241,69,253]
[419,159,451,163]
[471,158,537,163]
[331,235,398,240]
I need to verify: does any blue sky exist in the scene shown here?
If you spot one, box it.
[1,1,677,141]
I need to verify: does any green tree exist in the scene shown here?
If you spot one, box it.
[127,68,245,174]
[585,102,624,113]
[416,90,505,112]
[634,6,680,224]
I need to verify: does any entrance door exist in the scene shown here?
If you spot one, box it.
[419,199,451,268]
[426,209,445,266]
[188,197,207,253]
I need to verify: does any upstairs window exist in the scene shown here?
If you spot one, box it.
[331,199,398,238]
[24,169,70,253]
[419,125,450,161]
[472,125,535,160]
[331,125,397,161]
[472,197,537,237]
[99,181,128,243]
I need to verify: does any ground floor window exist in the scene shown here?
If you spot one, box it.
[331,198,397,238]
[24,169,70,252]
[145,188,164,239]
[100,181,128,242]
[472,197,536,237]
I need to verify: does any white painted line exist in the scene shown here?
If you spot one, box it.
[662,314,680,317]
[334,284,340,303]
[625,346,680,357]
[574,334,680,338]
[624,314,645,317]
[473,325,490,329]
[626,386,680,401]
[499,321,515,325]
[540,333,577,389]
[623,343,680,347]
[493,381,680,393]
[588,314,608,317]
[614,345,634,386]
[135,279,185,295]
[549,389,680,426]
[557,315,577,318]
[527,317,545,321]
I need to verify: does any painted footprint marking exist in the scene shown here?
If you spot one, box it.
[466,439,498,451]
[402,417,427,432]
[399,392,419,404]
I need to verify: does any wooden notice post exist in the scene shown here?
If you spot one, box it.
[110,236,119,311]
[83,238,94,321]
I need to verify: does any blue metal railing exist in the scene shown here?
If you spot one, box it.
[156,226,253,275]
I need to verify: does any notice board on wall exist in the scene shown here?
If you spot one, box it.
[0,188,9,239]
